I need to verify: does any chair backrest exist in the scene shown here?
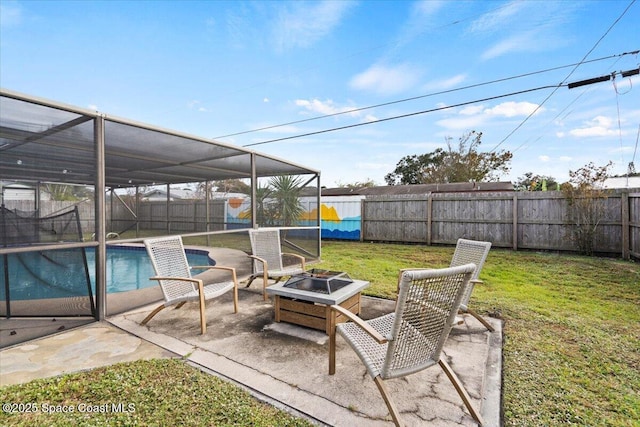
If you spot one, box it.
[248,228,284,271]
[381,263,475,379]
[450,238,491,304]
[144,235,195,302]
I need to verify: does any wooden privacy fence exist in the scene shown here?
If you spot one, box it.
[121,200,228,233]
[4,191,639,260]
[362,191,640,260]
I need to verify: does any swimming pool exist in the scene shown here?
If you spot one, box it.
[1,245,214,301]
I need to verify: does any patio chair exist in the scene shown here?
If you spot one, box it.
[329,264,483,427]
[142,235,238,335]
[450,238,493,332]
[246,228,306,300]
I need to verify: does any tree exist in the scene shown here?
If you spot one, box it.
[214,179,250,194]
[267,175,304,227]
[385,131,512,185]
[514,172,559,191]
[254,183,273,227]
[560,161,612,255]
[42,183,92,201]
[336,178,377,189]
[195,179,250,199]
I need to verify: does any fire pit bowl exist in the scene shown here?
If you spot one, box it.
[283,269,353,294]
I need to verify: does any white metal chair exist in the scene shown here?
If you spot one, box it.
[329,264,483,426]
[246,228,306,300]
[142,235,238,335]
[450,238,493,332]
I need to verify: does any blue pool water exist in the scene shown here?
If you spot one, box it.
[1,245,213,300]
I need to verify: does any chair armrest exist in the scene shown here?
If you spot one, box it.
[149,276,201,284]
[471,279,483,285]
[330,305,388,344]
[282,252,307,269]
[191,265,239,283]
[247,254,267,266]
[190,265,236,273]
[211,265,238,285]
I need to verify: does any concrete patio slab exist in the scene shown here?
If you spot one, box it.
[1,285,502,427]
[109,287,502,426]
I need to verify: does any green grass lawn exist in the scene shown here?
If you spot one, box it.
[2,241,639,426]
[317,242,640,427]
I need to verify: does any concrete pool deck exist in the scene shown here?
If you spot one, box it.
[0,246,254,347]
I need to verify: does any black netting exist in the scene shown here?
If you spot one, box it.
[1,205,84,246]
[1,206,95,317]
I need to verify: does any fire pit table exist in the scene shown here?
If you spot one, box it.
[266,270,370,334]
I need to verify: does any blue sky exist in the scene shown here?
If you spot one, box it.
[1,0,638,187]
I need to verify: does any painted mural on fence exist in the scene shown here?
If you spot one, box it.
[224,196,363,240]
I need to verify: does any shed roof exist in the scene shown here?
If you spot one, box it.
[321,181,514,196]
[0,89,319,188]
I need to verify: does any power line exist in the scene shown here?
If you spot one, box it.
[488,0,637,153]
[510,66,639,154]
[631,124,640,174]
[194,2,519,115]
[243,85,560,147]
[214,52,633,141]
[510,51,628,155]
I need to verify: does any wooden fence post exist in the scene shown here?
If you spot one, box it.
[622,192,629,260]
[360,198,365,242]
[512,193,518,251]
[427,194,432,246]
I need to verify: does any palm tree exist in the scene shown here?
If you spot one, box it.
[254,183,273,227]
[268,175,304,227]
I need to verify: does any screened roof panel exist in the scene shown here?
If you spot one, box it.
[0,89,319,188]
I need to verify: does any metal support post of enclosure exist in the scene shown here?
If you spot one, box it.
[94,115,106,320]
[251,153,257,229]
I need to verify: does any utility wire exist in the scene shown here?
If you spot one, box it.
[243,85,560,147]
[509,54,631,154]
[214,52,633,141]
[488,0,637,153]
[632,124,640,173]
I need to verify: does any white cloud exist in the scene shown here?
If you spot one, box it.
[393,0,444,47]
[481,32,537,60]
[350,63,422,96]
[484,101,542,117]
[568,115,620,137]
[470,1,575,60]
[436,101,542,131]
[423,74,467,92]
[294,99,379,124]
[459,105,485,116]
[589,116,613,127]
[295,99,359,117]
[538,155,550,162]
[559,156,572,162]
[569,127,618,137]
[263,98,270,103]
[469,1,526,34]
[187,100,210,112]
[272,1,355,51]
